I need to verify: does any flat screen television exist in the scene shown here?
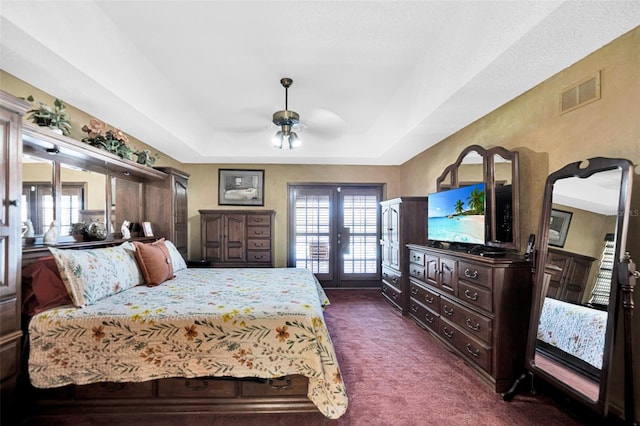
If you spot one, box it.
[428,183,486,246]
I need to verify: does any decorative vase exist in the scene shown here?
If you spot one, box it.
[70,222,87,242]
[85,222,108,241]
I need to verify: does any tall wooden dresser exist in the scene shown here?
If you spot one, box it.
[199,210,275,267]
[145,167,190,259]
[379,197,428,314]
[0,92,30,407]
[406,244,532,392]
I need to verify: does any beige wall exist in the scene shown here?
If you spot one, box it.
[184,163,401,265]
[2,25,639,420]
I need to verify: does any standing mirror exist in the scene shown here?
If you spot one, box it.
[524,157,633,417]
[436,145,520,250]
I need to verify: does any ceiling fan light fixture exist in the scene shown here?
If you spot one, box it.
[272,77,302,149]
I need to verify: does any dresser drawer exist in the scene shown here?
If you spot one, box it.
[381,266,401,289]
[247,214,271,226]
[242,376,308,397]
[247,239,270,250]
[247,251,272,263]
[381,280,402,307]
[409,300,439,333]
[409,249,425,266]
[439,319,492,372]
[247,226,271,238]
[458,281,493,313]
[157,377,237,398]
[440,296,492,344]
[409,264,426,281]
[409,281,440,312]
[458,261,493,290]
[74,381,154,399]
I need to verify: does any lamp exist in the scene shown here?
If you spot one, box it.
[272,78,302,149]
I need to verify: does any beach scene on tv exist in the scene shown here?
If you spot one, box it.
[428,183,486,245]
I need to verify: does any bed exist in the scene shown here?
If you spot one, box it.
[536,296,607,380]
[22,240,348,419]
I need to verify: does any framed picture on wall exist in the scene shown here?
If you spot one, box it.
[548,209,572,247]
[218,169,265,206]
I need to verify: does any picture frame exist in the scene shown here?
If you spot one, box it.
[142,221,154,237]
[218,169,265,206]
[548,209,572,248]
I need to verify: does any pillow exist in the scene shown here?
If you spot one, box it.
[164,240,187,272]
[22,256,73,316]
[133,239,175,286]
[49,243,144,307]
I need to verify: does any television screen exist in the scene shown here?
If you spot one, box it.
[428,183,486,245]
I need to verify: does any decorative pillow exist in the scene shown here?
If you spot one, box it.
[49,243,144,307]
[133,239,175,286]
[22,256,73,316]
[164,240,187,272]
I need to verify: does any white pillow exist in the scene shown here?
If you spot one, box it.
[49,243,143,307]
[164,240,187,272]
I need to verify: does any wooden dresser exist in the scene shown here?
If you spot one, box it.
[546,247,595,304]
[406,244,532,392]
[379,197,428,314]
[199,210,275,267]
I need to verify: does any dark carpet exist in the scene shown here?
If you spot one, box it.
[19,289,592,425]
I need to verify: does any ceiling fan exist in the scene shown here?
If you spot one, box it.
[271,77,301,149]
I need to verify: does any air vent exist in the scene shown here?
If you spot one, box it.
[560,71,601,114]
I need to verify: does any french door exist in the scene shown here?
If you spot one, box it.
[288,184,382,288]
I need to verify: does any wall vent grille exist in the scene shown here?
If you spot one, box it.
[560,71,601,114]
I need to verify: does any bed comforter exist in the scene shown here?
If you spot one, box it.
[537,296,606,370]
[28,267,348,419]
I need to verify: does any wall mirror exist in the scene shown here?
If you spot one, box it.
[21,123,165,249]
[524,157,634,417]
[436,145,520,250]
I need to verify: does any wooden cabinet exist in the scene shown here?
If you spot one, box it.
[0,92,30,407]
[546,248,595,304]
[145,167,190,259]
[199,210,275,267]
[407,245,532,392]
[379,197,428,313]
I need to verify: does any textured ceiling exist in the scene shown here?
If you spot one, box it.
[1,1,639,165]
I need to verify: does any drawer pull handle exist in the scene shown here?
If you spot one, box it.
[464,268,479,279]
[185,379,208,391]
[391,277,398,284]
[466,344,480,357]
[411,304,418,313]
[391,292,398,300]
[443,327,453,338]
[382,285,387,292]
[443,305,454,316]
[268,377,292,390]
[466,318,480,331]
[464,289,479,301]
[411,287,418,295]
[424,314,433,324]
[424,295,433,304]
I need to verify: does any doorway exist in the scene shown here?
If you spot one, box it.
[288,184,382,288]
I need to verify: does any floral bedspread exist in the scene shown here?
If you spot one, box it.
[537,296,607,369]
[28,268,348,419]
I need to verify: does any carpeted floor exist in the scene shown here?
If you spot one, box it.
[18,289,595,425]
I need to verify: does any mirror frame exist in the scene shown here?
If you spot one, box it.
[525,156,633,415]
[436,144,520,250]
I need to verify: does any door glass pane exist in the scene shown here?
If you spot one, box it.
[342,194,379,274]
[294,192,331,273]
